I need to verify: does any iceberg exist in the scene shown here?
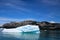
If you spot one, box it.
[2,25,40,33]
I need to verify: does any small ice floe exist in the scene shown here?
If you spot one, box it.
[44,30,47,31]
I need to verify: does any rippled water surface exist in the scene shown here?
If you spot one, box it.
[0,30,60,40]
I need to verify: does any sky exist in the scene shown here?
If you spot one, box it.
[0,0,60,24]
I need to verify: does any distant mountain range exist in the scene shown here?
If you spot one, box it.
[0,20,60,31]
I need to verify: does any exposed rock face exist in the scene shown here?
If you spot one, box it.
[1,20,60,30]
[2,20,37,28]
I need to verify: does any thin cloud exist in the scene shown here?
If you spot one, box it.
[46,13,55,18]
[0,17,36,21]
[4,3,31,13]
[49,21,55,23]
[0,17,36,24]
[41,0,60,5]
[0,0,30,12]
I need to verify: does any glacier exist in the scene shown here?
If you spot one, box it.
[2,25,40,33]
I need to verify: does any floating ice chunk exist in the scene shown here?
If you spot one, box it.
[16,25,40,32]
[2,25,40,33]
[2,28,21,32]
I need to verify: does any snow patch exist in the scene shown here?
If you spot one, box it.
[50,21,55,23]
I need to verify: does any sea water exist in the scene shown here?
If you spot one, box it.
[0,30,60,40]
[0,25,60,40]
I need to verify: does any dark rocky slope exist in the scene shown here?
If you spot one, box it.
[0,20,60,31]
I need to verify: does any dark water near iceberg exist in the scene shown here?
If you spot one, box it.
[0,30,60,40]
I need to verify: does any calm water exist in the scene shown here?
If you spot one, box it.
[0,30,60,40]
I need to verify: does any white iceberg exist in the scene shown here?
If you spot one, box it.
[2,25,40,33]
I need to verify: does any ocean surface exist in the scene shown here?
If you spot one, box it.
[0,30,60,40]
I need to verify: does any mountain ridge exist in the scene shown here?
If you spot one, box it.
[0,20,60,31]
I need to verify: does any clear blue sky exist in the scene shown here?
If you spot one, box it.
[0,0,60,24]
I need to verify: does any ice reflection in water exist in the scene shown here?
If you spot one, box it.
[0,30,60,40]
[1,32,40,40]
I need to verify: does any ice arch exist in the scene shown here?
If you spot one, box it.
[2,25,40,33]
